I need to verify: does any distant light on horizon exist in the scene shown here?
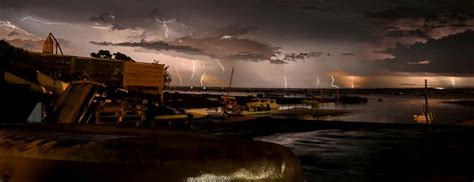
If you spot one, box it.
[351,76,355,89]
[451,77,455,88]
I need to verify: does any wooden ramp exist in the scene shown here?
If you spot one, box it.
[53,81,102,123]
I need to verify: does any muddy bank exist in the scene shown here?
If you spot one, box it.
[0,124,302,182]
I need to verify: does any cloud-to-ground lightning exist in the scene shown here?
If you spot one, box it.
[190,60,196,81]
[351,76,355,88]
[109,15,116,22]
[283,65,288,88]
[92,25,111,30]
[0,20,41,39]
[216,59,225,73]
[330,75,339,88]
[155,18,175,39]
[175,65,183,86]
[451,77,455,88]
[20,16,64,25]
[200,72,206,87]
[177,22,193,35]
[315,75,320,88]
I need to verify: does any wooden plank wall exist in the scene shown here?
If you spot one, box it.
[14,52,164,95]
[54,82,96,123]
[17,52,124,86]
[123,62,164,95]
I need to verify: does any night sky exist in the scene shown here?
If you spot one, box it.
[1,0,473,88]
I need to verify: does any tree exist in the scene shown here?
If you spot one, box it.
[91,50,135,62]
[113,52,134,62]
[0,40,27,83]
[90,50,112,59]
[153,60,172,87]
[163,65,172,87]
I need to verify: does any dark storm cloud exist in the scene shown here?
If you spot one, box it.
[89,12,131,30]
[90,40,201,53]
[89,13,114,23]
[90,36,277,62]
[268,59,287,65]
[368,3,474,43]
[280,52,326,61]
[263,0,393,14]
[215,25,258,37]
[7,31,18,37]
[376,30,474,75]
[368,6,474,20]
[3,0,474,77]
[226,53,267,62]
[1,0,376,41]
[341,53,356,56]
[90,36,325,64]
[368,7,439,20]
[383,29,428,39]
[146,8,164,20]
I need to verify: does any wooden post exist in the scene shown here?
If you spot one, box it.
[424,79,429,125]
[320,89,324,109]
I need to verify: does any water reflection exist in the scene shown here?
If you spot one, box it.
[280,96,473,125]
[413,112,435,124]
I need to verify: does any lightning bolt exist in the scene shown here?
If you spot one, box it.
[451,77,455,88]
[109,15,116,22]
[351,76,355,89]
[190,60,196,81]
[316,75,320,88]
[330,75,339,88]
[0,20,41,39]
[20,16,64,25]
[175,65,183,86]
[283,65,288,88]
[92,25,111,30]
[216,59,225,73]
[178,22,193,35]
[200,72,206,87]
[155,18,175,39]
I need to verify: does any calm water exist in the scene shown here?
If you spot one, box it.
[282,96,474,125]
[257,129,474,182]
[258,96,474,181]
